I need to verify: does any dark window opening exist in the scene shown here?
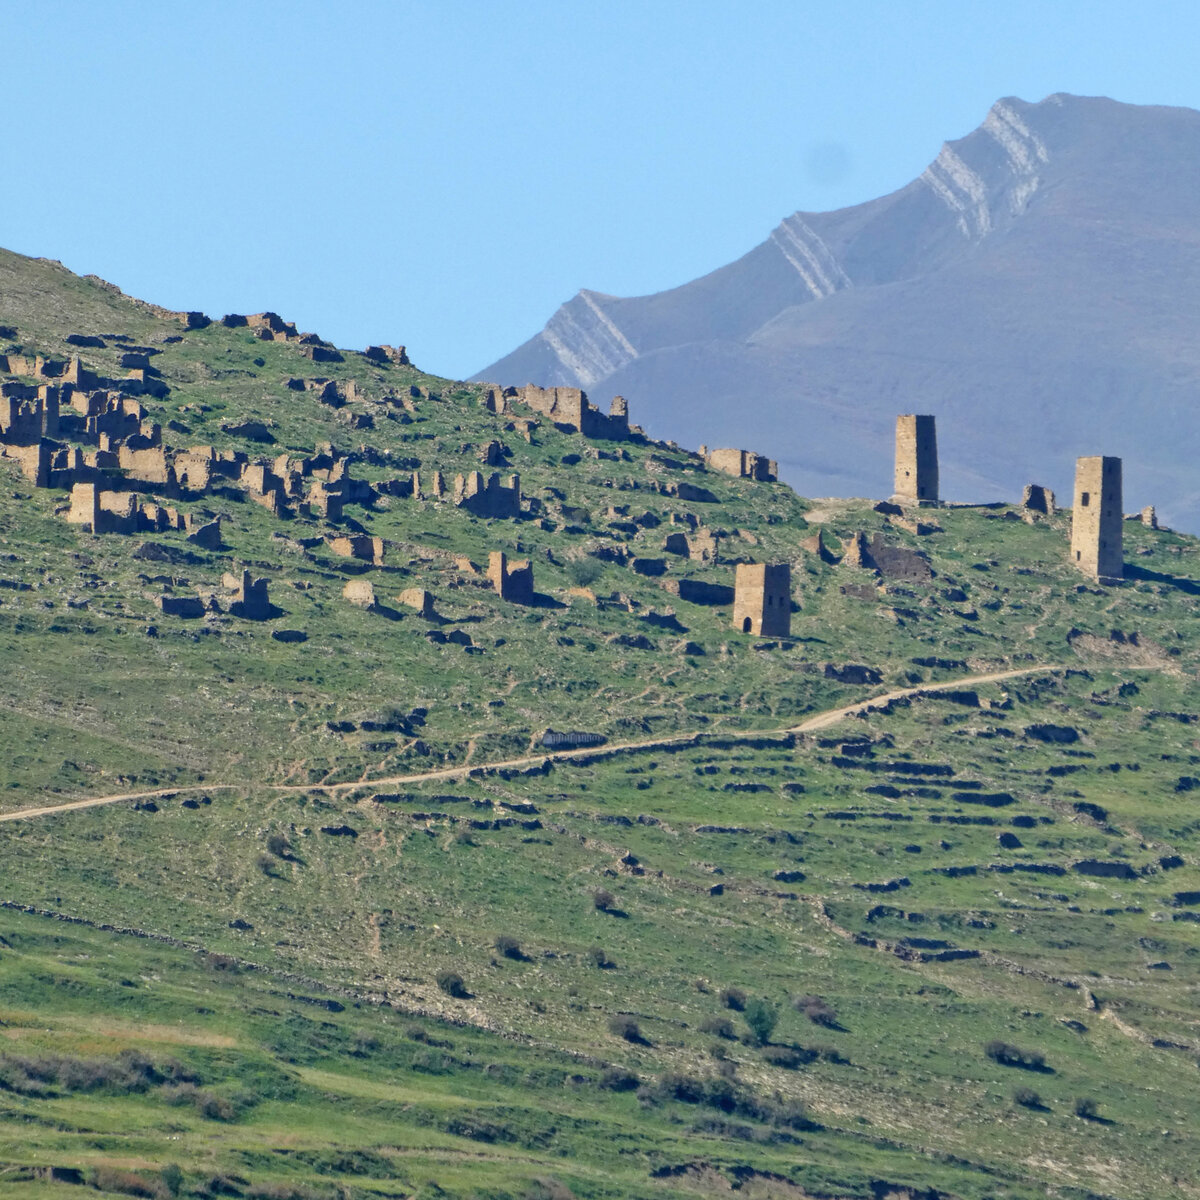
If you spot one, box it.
[1081,492,1090,506]
[742,617,752,633]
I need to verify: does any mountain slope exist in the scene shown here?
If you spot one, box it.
[2,249,1200,1198]
[475,94,1200,528]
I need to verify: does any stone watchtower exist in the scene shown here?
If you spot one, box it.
[893,414,938,506]
[1070,456,1123,582]
[732,563,791,637]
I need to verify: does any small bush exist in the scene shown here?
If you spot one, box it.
[436,970,470,998]
[699,1016,736,1040]
[412,1049,452,1074]
[567,559,602,588]
[598,1067,640,1091]
[592,888,617,912]
[587,946,615,969]
[608,1015,647,1044]
[984,1040,1048,1071]
[525,1178,578,1200]
[257,853,280,878]
[761,1044,816,1070]
[742,997,780,1047]
[1074,1096,1101,1120]
[161,1082,235,1121]
[1013,1086,1043,1109]
[265,833,291,858]
[719,987,747,1012]
[160,1164,184,1197]
[794,994,840,1028]
[639,1072,815,1131]
[89,1168,162,1199]
[494,934,524,960]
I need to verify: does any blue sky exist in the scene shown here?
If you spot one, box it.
[5,1,1199,378]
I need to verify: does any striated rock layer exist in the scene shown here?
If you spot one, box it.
[476,94,1200,529]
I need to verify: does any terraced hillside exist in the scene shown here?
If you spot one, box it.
[0,247,1198,1200]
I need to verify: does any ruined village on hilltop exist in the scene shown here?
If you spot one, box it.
[0,299,1161,653]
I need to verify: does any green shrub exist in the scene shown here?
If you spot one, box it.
[598,1067,640,1091]
[742,997,780,1047]
[494,934,524,960]
[985,1040,1048,1071]
[699,1016,736,1040]
[567,559,602,587]
[89,1167,162,1198]
[794,994,839,1028]
[719,987,746,1011]
[436,970,470,998]
[760,1044,815,1070]
[587,945,615,969]
[608,1015,647,1044]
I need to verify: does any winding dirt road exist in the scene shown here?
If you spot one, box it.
[0,664,1061,825]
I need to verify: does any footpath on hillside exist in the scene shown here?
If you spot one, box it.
[0,665,1062,825]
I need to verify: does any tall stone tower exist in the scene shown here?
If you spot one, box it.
[893,414,938,506]
[1070,456,1123,582]
[732,563,791,637]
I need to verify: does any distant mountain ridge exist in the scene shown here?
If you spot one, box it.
[475,94,1200,529]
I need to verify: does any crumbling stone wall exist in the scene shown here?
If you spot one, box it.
[454,471,521,518]
[515,385,629,441]
[706,448,777,482]
[488,551,534,604]
[1022,484,1055,514]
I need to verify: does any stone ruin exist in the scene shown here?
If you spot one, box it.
[732,563,791,637]
[343,578,376,609]
[1070,455,1123,583]
[840,531,933,583]
[482,383,632,442]
[363,344,410,366]
[157,592,205,619]
[893,414,938,507]
[67,482,187,535]
[398,587,435,617]
[706,448,777,483]
[1021,484,1055,515]
[488,551,534,604]
[661,526,720,563]
[224,568,271,619]
[327,534,385,566]
[454,471,521,519]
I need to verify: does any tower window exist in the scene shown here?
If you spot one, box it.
[1081,492,1090,506]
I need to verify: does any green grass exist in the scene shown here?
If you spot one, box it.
[1,246,1199,1198]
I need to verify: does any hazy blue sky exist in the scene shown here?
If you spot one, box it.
[6,1,1199,377]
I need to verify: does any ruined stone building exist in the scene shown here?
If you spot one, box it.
[732,563,791,637]
[706,448,777,482]
[1070,455,1123,582]
[893,414,938,506]
[454,471,521,519]
[512,385,630,441]
[488,551,534,604]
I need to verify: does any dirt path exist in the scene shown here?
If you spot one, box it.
[0,664,1062,824]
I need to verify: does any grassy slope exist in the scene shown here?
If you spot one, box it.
[0,248,1198,1199]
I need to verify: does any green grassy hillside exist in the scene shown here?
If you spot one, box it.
[0,248,1198,1200]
